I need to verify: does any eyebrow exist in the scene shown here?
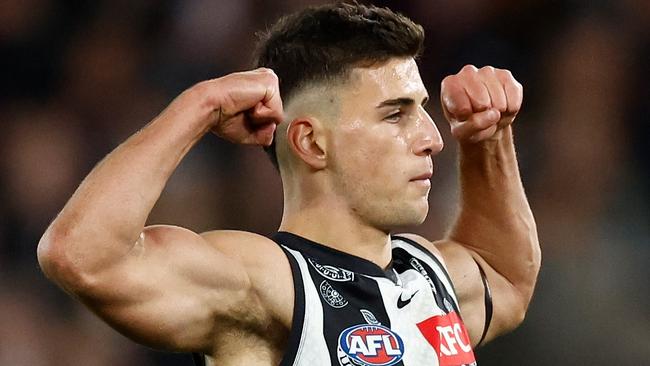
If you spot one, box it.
[376,96,429,108]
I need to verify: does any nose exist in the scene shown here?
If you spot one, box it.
[412,106,444,156]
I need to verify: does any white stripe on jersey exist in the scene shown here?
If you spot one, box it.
[284,247,331,366]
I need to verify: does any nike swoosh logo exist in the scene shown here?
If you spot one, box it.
[397,290,419,309]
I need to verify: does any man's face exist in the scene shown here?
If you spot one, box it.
[327,57,444,230]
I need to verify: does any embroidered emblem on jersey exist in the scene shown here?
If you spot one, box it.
[319,280,348,308]
[416,311,476,366]
[337,324,405,366]
[360,309,381,325]
[309,258,355,282]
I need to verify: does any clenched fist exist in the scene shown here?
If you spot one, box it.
[440,65,523,143]
[181,68,284,146]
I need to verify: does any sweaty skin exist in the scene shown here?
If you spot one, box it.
[37,59,539,365]
[279,59,441,270]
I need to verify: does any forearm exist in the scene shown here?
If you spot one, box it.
[38,92,213,279]
[449,126,540,301]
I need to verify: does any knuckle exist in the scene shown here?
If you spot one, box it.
[500,69,520,86]
[515,80,524,91]
[479,65,495,74]
[259,67,278,79]
[461,64,478,73]
[494,67,510,76]
[494,69,510,81]
[441,75,457,89]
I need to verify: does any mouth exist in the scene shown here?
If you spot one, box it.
[410,169,433,182]
[409,171,433,191]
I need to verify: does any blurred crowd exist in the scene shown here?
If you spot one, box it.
[0,0,648,365]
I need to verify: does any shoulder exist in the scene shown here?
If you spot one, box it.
[200,230,285,262]
[200,230,294,326]
[393,232,443,258]
[199,230,290,286]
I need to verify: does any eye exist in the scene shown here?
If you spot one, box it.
[384,110,404,123]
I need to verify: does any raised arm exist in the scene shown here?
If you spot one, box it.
[36,68,283,352]
[442,65,540,345]
[408,65,541,346]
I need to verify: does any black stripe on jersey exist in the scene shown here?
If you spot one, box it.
[191,352,205,366]
[392,236,461,312]
[275,231,388,277]
[274,242,306,366]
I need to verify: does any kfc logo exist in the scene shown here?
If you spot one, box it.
[416,311,475,366]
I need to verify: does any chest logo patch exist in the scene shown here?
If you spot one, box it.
[309,258,355,282]
[337,324,405,366]
[416,311,476,366]
[319,280,348,308]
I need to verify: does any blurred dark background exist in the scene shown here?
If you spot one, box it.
[1,0,648,365]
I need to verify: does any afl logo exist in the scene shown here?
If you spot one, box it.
[309,258,355,282]
[337,324,405,366]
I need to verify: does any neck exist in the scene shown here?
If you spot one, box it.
[279,201,393,270]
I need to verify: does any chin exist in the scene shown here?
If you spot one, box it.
[407,212,428,226]
[410,199,430,223]
[381,204,429,228]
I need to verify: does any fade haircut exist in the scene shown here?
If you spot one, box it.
[253,1,425,168]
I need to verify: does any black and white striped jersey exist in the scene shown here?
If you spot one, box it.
[274,231,477,366]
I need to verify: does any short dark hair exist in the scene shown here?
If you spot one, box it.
[253,1,425,168]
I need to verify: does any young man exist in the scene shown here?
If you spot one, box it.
[37,3,540,366]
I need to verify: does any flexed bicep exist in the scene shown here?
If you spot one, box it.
[435,240,528,347]
[79,226,255,353]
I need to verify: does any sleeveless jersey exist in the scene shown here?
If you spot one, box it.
[274,231,477,366]
[191,232,477,366]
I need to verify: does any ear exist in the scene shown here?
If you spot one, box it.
[286,118,327,169]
